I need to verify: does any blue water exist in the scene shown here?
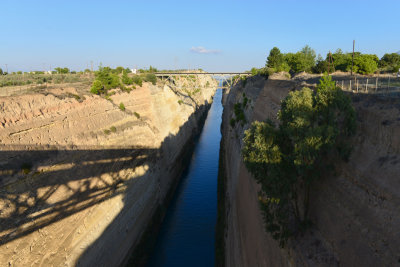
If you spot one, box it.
[146,88,223,267]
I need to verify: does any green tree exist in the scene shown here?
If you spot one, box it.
[313,54,329,73]
[330,49,351,72]
[0,68,3,75]
[267,47,284,68]
[55,67,70,74]
[115,66,124,74]
[149,66,158,73]
[380,53,400,72]
[354,54,378,74]
[283,46,316,73]
[242,75,356,246]
[266,47,290,72]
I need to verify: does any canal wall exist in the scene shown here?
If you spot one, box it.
[220,73,400,266]
[0,75,218,266]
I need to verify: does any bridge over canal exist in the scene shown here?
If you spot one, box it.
[154,72,251,88]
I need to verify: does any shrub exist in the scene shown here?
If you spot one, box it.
[68,93,81,100]
[64,75,80,83]
[242,75,356,246]
[110,126,117,133]
[132,75,142,86]
[233,102,246,123]
[90,80,103,94]
[134,112,140,119]
[144,73,157,85]
[94,66,121,91]
[230,118,236,127]
[119,102,125,111]
[104,129,111,135]
[21,162,32,174]
[122,73,133,85]
[178,100,184,105]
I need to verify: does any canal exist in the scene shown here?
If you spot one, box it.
[146,87,223,266]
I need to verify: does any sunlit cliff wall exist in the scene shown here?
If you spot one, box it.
[0,75,218,266]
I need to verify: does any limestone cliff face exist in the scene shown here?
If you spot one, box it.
[221,74,400,266]
[0,75,218,266]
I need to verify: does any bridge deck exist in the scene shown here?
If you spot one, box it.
[154,72,250,76]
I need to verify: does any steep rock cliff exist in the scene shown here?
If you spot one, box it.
[221,74,400,266]
[0,75,218,266]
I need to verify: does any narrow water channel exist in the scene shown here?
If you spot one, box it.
[146,87,223,266]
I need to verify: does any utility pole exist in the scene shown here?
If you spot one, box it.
[5,64,8,74]
[351,40,355,76]
[90,61,93,72]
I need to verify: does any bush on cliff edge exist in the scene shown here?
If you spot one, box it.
[242,75,356,247]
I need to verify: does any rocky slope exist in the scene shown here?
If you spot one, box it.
[0,75,218,266]
[220,74,400,266]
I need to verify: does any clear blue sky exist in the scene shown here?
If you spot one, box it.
[1,0,399,72]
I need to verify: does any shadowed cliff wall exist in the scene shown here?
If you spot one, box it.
[221,74,400,266]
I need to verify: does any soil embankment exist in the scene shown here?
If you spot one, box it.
[0,75,218,266]
[220,73,400,266]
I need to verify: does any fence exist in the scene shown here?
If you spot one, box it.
[335,76,400,95]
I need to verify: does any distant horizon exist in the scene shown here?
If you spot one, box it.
[2,0,399,73]
[2,46,399,74]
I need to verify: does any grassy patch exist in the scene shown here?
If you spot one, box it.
[67,93,81,100]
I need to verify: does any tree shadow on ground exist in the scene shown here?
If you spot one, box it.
[0,146,157,247]
[0,100,211,266]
